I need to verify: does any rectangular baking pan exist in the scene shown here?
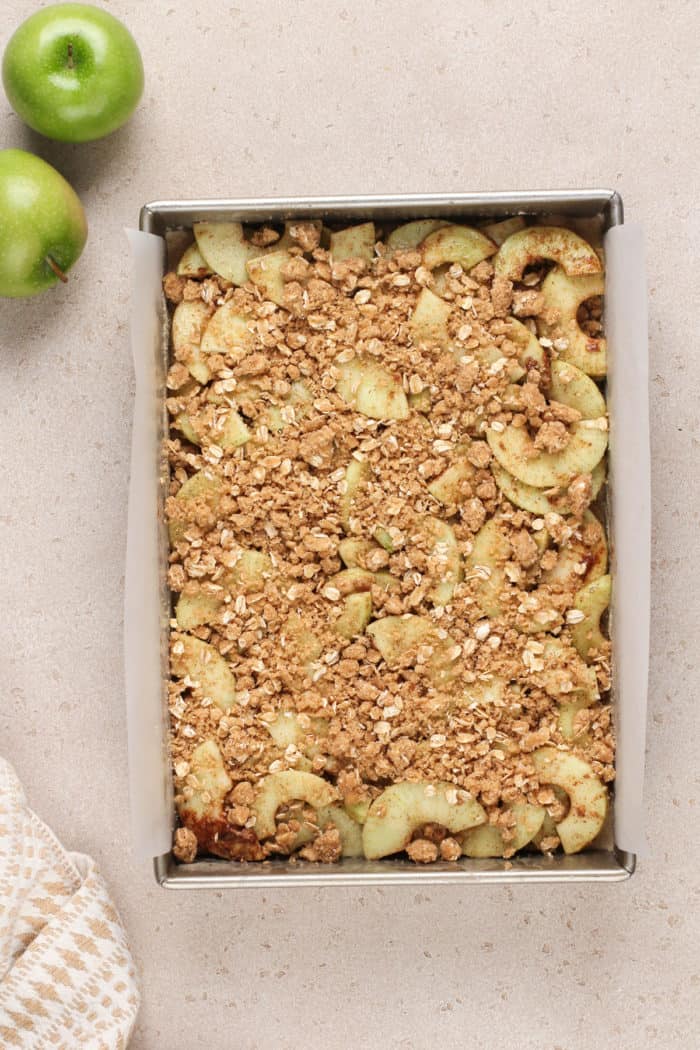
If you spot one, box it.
[128,190,649,887]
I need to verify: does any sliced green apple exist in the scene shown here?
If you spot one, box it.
[421,224,497,271]
[492,458,606,515]
[171,299,212,383]
[177,242,212,277]
[497,316,546,374]
[168,469,223,545]
[409,287,452,344]
[387,219,449,250]
[363,781,486,860]
[427,458,475,506]
[464,518,511,618]
[418,516,461,605]
[171,634,236,711]
[229,549,273,591]
[193,221,261,285]
[481,216,526,246]
[178,739,232,822]
[494,226,602,281]
[540,510,607,592]
[316,805,364,857]
[340,457,371,529]
[200,301,255,362]
[335,592,373,639]
[330,222,375,263]
[262,380,313,433]
[338,537,376,568]
[571,574,611,660]
[367,614,460,686]
[247,249,292,308]
[175,588,223,630]
[335,357,409,420]
[538,267,606,377]
[461,802,545,857]
[173,413,200,445]
[486,361,607,488]
[531,748,608,854]
[252,770,339,839]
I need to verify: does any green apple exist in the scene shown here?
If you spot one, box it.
[0,149,87,298]
[2,4,144,143]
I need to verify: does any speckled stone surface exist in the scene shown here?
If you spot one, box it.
[1,1,699,1047]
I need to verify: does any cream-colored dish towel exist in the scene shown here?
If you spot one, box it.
[0,758,140,1048]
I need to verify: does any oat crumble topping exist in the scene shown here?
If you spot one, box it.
[163,218,614,864]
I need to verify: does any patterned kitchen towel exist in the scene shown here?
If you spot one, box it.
[0,758,140,1048]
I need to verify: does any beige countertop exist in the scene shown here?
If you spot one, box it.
[1,1,698,1047]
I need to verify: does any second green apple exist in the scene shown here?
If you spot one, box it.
[2,3,144,143]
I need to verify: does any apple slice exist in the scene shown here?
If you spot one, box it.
[531,748,608,854]
[175,588,223,631]
[338,537,376,568]
[330,222,375,263]
[345,800,370,825]
[363,781,486,860]
[418,516,461,606]
[367,614,460,686]
[387,219,448,250]
[481,216,526,246]
[177,242,212,277]
[497,316,546,374]
[259,380,312,433]
[409,287,452,344]
[335,357,409,420]
[316,805,364,857]
[335,592,373,640]
[193,221,261,285]
[494,225,602,281]
[246,249,292,308]
[571,574,611,660]
[217,409,251,450]
[200,301,255,362]
[340,457,371,530]
[541,510,607,592]
[253,770,339,839]
[427,458,475,506]
[230,549,273,591]
[171,634,237,711]
[461,802,545,857]
[492,458,606,516]
[178,739,232,822]
[538,267,606,377]
[173,406,250,451]
[536,637,599,709]
[421,224,497,271]
[173,413,200,445]
[267,711,305,750]
[171,299,212,383]
[464,518,511,618]
[486,361,608,488]
[168,469,223,545]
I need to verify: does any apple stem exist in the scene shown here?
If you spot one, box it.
[46,256,68,284]
[67,41,74,69]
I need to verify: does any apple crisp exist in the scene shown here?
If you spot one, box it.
[162,216,614,865]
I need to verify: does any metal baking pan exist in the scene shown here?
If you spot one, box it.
[129,191,649,888]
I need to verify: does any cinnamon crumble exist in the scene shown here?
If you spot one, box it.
[163,218,614,864]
